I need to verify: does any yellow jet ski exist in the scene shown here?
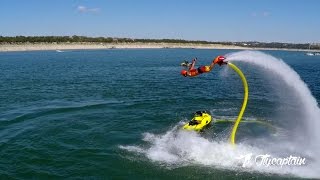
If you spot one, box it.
[183,111,212,132]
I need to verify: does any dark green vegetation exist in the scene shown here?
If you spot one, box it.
[1,35,319,50]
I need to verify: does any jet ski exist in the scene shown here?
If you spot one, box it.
[183,111,212,132]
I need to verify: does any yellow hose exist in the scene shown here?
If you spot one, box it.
[227,62,249,145]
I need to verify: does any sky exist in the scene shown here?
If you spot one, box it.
[0,0,320,43]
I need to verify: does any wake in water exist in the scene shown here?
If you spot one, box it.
[120,51,320,178]
[120,122,262,169]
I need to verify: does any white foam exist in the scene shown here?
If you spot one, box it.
[120,125,317,177]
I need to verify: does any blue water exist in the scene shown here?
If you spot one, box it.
[0,49,319,179]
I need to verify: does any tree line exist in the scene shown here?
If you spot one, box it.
[0,35,214,44]
[0,36,319,50]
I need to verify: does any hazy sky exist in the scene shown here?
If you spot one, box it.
[1,0,319,43]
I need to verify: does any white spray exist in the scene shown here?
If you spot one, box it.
[226,51,320,177]
[226,50,320,146]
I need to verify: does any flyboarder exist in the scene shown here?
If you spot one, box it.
[180,55,226,77]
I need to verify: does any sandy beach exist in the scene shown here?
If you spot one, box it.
[0,42,316,52]
[0,42,250,52]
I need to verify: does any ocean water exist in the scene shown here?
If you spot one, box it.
[0,49,319,179]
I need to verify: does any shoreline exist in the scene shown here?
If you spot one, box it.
[0,42,317,52]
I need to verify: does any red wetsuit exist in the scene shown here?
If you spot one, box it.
[189,66,211,77]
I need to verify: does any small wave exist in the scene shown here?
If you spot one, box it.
[1,100,122,126]
[0,100,123,143]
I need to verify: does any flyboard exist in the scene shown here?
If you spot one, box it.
[182,58,249,145]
